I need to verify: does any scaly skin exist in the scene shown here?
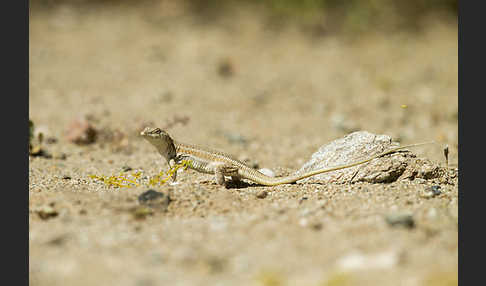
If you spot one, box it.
[141,127,432,186]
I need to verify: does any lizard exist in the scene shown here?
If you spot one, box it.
[140,127,432,187]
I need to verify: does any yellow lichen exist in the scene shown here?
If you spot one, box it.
[88,172,140,188]
[88,160,192,188]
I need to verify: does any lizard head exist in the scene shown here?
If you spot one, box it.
[140,127,167,138]
[140,127,177,161]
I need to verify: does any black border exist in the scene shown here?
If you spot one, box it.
[458,0,477,285]
[4,0,29,285]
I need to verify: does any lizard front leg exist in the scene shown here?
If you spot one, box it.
[168,158,178,184]
[170,155,190,184]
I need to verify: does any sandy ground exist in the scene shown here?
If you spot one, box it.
[29,3,458,286]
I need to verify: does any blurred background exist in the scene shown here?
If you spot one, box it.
[29,0,458,166]
[29,1,458,285]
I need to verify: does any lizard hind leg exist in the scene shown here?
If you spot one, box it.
[212,163,239,186]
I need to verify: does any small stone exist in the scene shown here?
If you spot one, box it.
[421,185,442,198]
[256,190,268,199]
[35,205,59,220]
[299,196,308,204]
[29,145,43,156]
[65,116,97,145]
[122,166,132,172]
[311,221,323,231]
[217,58,235,78]
[29,145,52,158]
[430,185,441,196]
[385,212,415,229]
[138,189,171,211]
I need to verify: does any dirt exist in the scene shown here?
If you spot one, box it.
[29,3,458,286]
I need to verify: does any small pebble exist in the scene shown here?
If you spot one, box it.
[217,58,235,78]
[34,205,59,220]
[385,213,415,229]
[421,185,442,198]
[29,146,52,158]
[122,166,132,172]
[311,222,323,231]
[430,185,441,196]
[256,190,268,199]
[138,189,171,211]
[65,116,97,145]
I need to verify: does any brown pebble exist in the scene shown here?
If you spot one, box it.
[35,206,59,220]
[256,190,268,199]
[311,222,323,231]
[217,58,235,78]
[65,116,97,145]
